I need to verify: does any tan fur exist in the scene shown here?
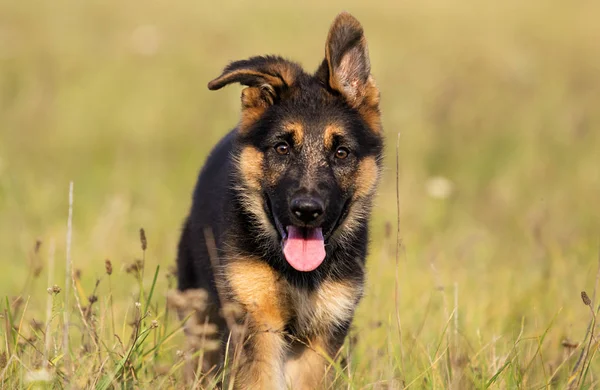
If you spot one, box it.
[227,259,290,330]
[239,87,272,132]
[354,156,379,199]
[227,261,357,336]
[283,121,304,146]
[226,259,290,389]
[323,123,346,150]
[335,37,368,105]
[234,332,287,389]
[284,280,359,389]
[209,69,285,90]
[209,61,300,133]
[312,279,360,331]
[233,186,277,242]
[332,199,370,248]
[330,156,380,245]
[238,146,264,190]
[357,76,382,133]
[225,259,360,389]
[234,147,278,243]
[289,279,360,338]
[285,338,331,390]
[324,13,364,99]
[324,13,381,134]
[269,62,297,87]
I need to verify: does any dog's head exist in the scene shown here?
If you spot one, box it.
[209,12,383,272]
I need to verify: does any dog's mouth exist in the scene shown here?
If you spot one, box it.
[265,194,352,272]
[280,226,325,272]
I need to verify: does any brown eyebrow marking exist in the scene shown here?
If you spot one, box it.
[283,121,304,145]
[323,124,346,149]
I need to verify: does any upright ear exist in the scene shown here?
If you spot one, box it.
[316,12,381,133]
[208,56,302,131]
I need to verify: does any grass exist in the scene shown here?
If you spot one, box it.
[1,0,600,388]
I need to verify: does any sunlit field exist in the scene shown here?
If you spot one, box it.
[1,0,599,388]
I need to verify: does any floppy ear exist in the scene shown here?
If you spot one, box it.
[316,12,381,132]
[208,56,302,131]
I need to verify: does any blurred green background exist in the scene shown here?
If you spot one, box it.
[1,0,599,386]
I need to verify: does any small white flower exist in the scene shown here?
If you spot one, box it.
[426,176,454,199]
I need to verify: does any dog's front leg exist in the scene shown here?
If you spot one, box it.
[285,336,331,390]
[284,329,349,390]
[225,259,290,389]
[233,327,286,390]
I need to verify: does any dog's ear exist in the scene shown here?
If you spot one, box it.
[317,12,381,132]
[208,56,301,131]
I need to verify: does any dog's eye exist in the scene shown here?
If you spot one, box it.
[274,142,290,155]
[335,147,350,159]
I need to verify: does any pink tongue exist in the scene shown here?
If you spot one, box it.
[282,226,326,272]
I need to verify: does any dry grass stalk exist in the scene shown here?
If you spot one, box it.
[567,245,600,389]
[44,238,55,370]
[104,259,112,276]
[394,131,406,376]
[139,228,147,286]
[63,181,74,373]
[105,259,116,336]
[575,290,598,388]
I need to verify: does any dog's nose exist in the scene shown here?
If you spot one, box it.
[290,196,324,224]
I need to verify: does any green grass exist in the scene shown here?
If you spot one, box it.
[1,0,600,388]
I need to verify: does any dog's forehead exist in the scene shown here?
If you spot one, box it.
[279,100,350,141]
[280,116,350,146]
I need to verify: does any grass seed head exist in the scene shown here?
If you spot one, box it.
[581,291,592,306]
[140,228,147,251]
[105,259,113,275]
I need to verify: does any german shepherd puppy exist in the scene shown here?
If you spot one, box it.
[176,12,383,389]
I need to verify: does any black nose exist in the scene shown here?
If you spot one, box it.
[290,196,324,224]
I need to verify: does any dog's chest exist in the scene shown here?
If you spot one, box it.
[285,280,361,336]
